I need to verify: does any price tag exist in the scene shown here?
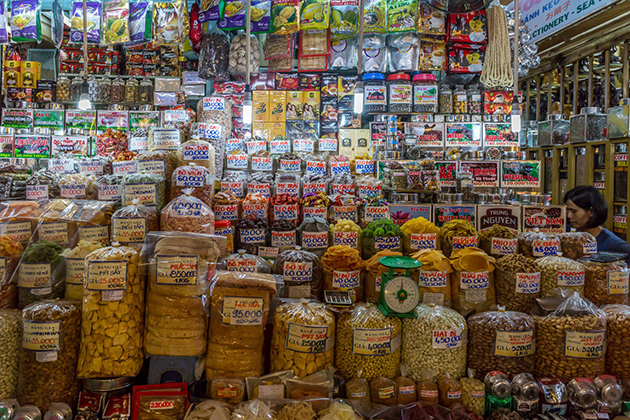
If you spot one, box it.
[112,161,137,175]
[432,329,464,349]
[355,159,375,174]
[558,270,585,287]
[490,238,518,255]
[330,161,351,175]
[319,137,337,152]
[452,236,478,250]
[532,238,560,257]
[221,296,264,325]
[410,233,437,250]
[227,258,257,273]
[516,272,541,294]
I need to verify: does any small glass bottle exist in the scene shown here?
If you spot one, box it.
[124,78,139,103]
[438,85,453,114]
[468,84,483,114]
[70,77,84,103]
[453,85,467,114]
[56,76,72,102]
[139,79,153,104]
[111,76,125,103]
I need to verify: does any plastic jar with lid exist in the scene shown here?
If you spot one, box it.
[70,77,83,102]
[468,84,482,114]
[388,73,412,113]
[96,77,111,103]
[413,74,438,113]
[139,79,153,103]
[438,85,452,114]
[111,76,125,103]
[87,75,98,102]
[363,72,387,113]
[124,78,139,103]
[453,85,467,114]
[56,76,71,102]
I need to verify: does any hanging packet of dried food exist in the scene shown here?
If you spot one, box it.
[189,2,202,49]
[272,0,299,34]
[363,0,385,33]
[300,0,329,30]
[386,0,415,32]
[251,0,271,32]
[329,0,357,40]
[199,0,223,22]
[70,0,100,43]
[128,0,152,44]
[10,0,42,42]
[362,34,387,73]
[329,38,356,70]
[198,25,230,80]
[131,383,189,420]
[152,0,184,45]
[101,0,130,44]
[387,32,418,72]
[218,0,246,29]
[50,0,61,47]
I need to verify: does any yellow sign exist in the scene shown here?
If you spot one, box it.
[494,330,534,357]
[87,261,128,291]
[22,320,60,352]
[156,255,198,286]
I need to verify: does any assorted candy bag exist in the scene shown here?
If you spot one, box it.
[11,0,42,43]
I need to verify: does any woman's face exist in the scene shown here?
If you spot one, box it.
[566,199,592,230]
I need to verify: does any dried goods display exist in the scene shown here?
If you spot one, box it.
[236,216,270,256]
[558,232,597,260]
[437,373,462,408]
[63,240,105,301]
[603,304,630,379]
[0,309,20,399]
[270,301,335,376]
[335,302,401,380]
[361,219,403,260]
[365,249,404,303]
[206,271,276,378]
[297,217,329,258]
[229,34,261,75]
[18,240,66,308]
[495,254,540,312]
[395,373,417,405]
[110,200,159,247]
[401,217,440,256]
[536,253,585,297]
[479,224,517,257]
[467,310,536,380]
[18,300,81,412]
[97,129,129,159]
[460,377,485,417]
[161,192,216,234]
[412,249,453,307]
[26,170,60,200]
[273,246,323,299]
[370,376,397,405]
[402,304,468,382]
[123,172,167,212]
[321,245,366,303]
[535,292,606,379]
[517,231,560,258]
[330,219,362,251]
[77,245,144,379]
[450,247,496,315]
[0,236,23,309]
[176,140,216,175]
[440,220,479,258]
[580,252,629,305]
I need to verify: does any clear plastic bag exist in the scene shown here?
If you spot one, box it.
[478,225,518,257]
[0,236,24,309]
[135,149,177,189]
[59,173,98,200]
[536,253,585,297]
[77,245,144,378]
[411,249,453,307]
[460,376,484,417]
[111,200,158,247]
[440,220,478,258]
[161,191,215,235]
[271,301,335,376]
[208,377,246,405]
[579,252,629,305]
[218,249,272,273]
[0,309,21,398]
[495,254,541,313]
[297,217,329,258]
[123,172,166,213]
[206,271,277,379]
[535,291,606,379]
[365,250,404,303]
[346,374,370,402]
[361,219,403,260]
[335,302,401,380]
[177,139,216,173]
[17,240,66,309]
[517,231,560,258]
[170,164,214,207]
[26,170,61,200]
[63,240,105,301]
[450,247,496,315]
[401,217,440,256]
[402,304,467,382]
[198,26,230,80]
[558,232,597,260]
[285,368,334,401]
[229,33,261,75]
[274,246,324,299]
[603,304,630,380]
[322,245,365,303]
[18,300,81,411]
[236,215,270,255]
[142,232,225,357]
[395,370,417,405]
[370,376,397,406]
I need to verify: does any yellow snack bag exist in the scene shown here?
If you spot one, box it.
[272,0,299,33]
[270,91,287,122]
[300,0,330,30]
[253,91,270,122]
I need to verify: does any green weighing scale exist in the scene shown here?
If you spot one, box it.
[377,255,423,318]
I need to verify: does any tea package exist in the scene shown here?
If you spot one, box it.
[50,0,62,47]
[152,0,188,45]
[11,0,42,42]
[387,0,416,33]
[419,38,446,71]
[70,0,100,43]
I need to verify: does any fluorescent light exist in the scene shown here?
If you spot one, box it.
[78,93,91,110]
[243,87,253,125]
[353,81,364,114]
[511,108,522,133]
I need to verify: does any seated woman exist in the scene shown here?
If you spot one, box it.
[564,185,630,262]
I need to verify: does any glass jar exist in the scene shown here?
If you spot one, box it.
[125,78,139,103]
[111,76,125,103]
[413,73,438,113]
[453,85,467,114]
[468,84,482,114]
[438,84,453,114]
[139,79,153,103]
[87,75,98,102]
[70,77,84,102]
[56,76,71,102]
[96,77,111,103]
[388,73,412,113]
[458,169,474,202]
[363,72,387,113]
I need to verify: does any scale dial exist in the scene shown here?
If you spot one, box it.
[382,275,420,314]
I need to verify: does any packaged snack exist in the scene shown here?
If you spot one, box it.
[386,0,416,32]
[395,370,417,405]
[517,231,560,258]
[272,0,299,33]
[364,249,403,303]
[198,27,230,80]
[416,3,445,35]
[251,0,272,32]
[123,172,166,212]
[218,0,246,29]
[331,219,362,250]
[274,246,323,299]
[450,247,496,315]
[440,219,478,258]
[495,254,541,312]
[298,216,329,258]
[536,253,585,297]
[300,0,329,30]
[370,376,397,405]
[361,219,403,260]
[330,0,358,39]
[580,252,629,305]
[218,249,272,273]
[110,200,158,247]
[64,240,104,301]
[558,232,597,260]
[363,0,386,33]
[300,29,329,56]
[17,240,66,309]
[388,32,418,71]
[0,236,23,309]
[329,38,357,70]
[448,10,486,43]
[401,216,440,255]
[161,191,215,235]
[101,0,130,44]
[152,0,188,45]
[322,245,365,303]
[447,43,485,74]
[209,378,246,405]
[70,0,100,43]
[479,224,517,257]
[170,164,214,207]
[235,216,269,256]
[128,0,152,44]
[228,34,261,75]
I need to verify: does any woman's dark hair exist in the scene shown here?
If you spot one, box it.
[564,186,608,228]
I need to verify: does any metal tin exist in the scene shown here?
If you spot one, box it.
[14,406,41,420]
[581,107,602,114]
[378,151,404,160]
[437,192,458,204]
[454,193,465,204]
[0,399,20,420]
[617,206,627,215]
[109,104,128,111]
[43,403,72,420]
[464,150,485,160]
[485,372,511,399]
[83,376,135,393]
[388,192,418,204]
[594,376,623,404]
[567,379,598,408]
[513,373,540,400]
[504,151,526,160]
[476,193,491,204]
[139,104,154,111]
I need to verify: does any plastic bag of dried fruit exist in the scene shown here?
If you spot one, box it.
[161,190,216,235]
[141,231,226,357]
[364,249,405,303]
[110,199,159,247]
[558,232,597,260]
[411,249,453,307]
[322,245,366,304]
[517,230,560,258]
[478,224,518,257]
[63,240,105,301]
[170,164,214,207]
[579,252,629,306]
[0,236,23,309]
[77,245,144,378]
[273,246,324,299]
[401,217,440,256]
[450,247,496,316]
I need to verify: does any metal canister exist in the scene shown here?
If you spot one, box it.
[0,399,20,420]
[485,371,512,399]
[594,375,623,405]
[567,378,598,409]
[13,406,41,420]
[513,373,540,418]
[43,403,72,420]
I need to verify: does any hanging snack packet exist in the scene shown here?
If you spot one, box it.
[330,0,357,40]
[128,0,152,44]
[300,0,329,30]
[153,0,185,45]
[189,2,202,49]
[218,0,246,30]
[10,0,42,42]
[300,29,328,56]
[272,0,299,34]
[387,32,418,72]
[416,3,445,35]
[362,34,387,73]
[387,0,416,32]
[363,0,385,33]
[265,33,292,59]
[199,0,223,22]
[329,37,356,70]
[102,0,130,44]
[50,0,62,47]
[70,0,100,43]
[251,0,271,32]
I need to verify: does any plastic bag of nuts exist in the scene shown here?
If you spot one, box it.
[161,192,216,235]
[467,309,536,380]
[460,376,485,417]
[18,300,81,411]
[495,254,541,313]
[479,224,518,257]
[535,291,606,379]
[536,253,585,297]
[270,301,335,377]
[412,249,453,307]
[110,200,159,247]
[274,246,324,299]
[517,231,560,258]
[603,304,630,379]
[579,252,629,305]
[335,302,401,381]
[558,232,597,260]
[401,304,467,382]
[228,34,260,76]
[0,309,21,398]
[0,236,24,309]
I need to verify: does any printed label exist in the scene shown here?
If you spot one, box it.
[375,236,401,250]
[222,296,264,325]
[276,182,300,197]
[172,201,205,218]
[0,258,6,283]
[333,231,359,248]
[214,204,239,221]
[358,184,383,199]
[399,386,415,395]
[565,330,605,359]
[78,160,104,175]
[286,323,330,353]
[273,204,299,221]
[423,292,445,306]
[608,271,630,295]
[0,222,32,245]
[432,329,464,349]
[332,270,361,289]
[156,255,198,285]
[410,233,438,250]
[353,328,392,356]
[532,238,560,257]
[152,128,181,150]
[248,183,271,198]
[182,142,210,161]
[203,96,225,111]
[306,160,327,176]
[331,205,358,222]
[558,270,585,287]
[98,184,122,201]
[283,262,313,283]
[258,385,284,399]
[270,140,290,154]
[86,261,128,291]
[221,181,245,198]
[379,386,395,399]
[227,258,257,273]
[124,183,157,206]
[490,238,518,255]
[319,137,337,152]
[251,156,273,171]
[364,206,389,223]
[330,161,351,175]
[280,159,301,173]
[516,272,541,294]
[23,321,60,352]
[294,139,315,153]
[149,401,175,411]
[303,182,327,195]
[331,183,355,195]
[355,160,375,174]
[26,185,48,201]
[137,160,166,176]
[112,160,138,175]
[448,391,462,399]
[243,203,268,219]
[79,226,109,244]
[38,222,68,245]
[19,263,52,289]
[303,207,327,218]
[302,231,328,249]
[365,85,387,105]
[175,166,207,188]
[460,271,490,289]
[271,230,297,247]
[226,154,249,170]
[583,242,597,254]
[494,330,534,357]
[65,258,85,285]
[418,271,448,288]
[49,158,74,173]
[217,388,239,399]
[452,236,478,250]
[60,183,86,199]
[247,140,267,154]
[421,390,438,398]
